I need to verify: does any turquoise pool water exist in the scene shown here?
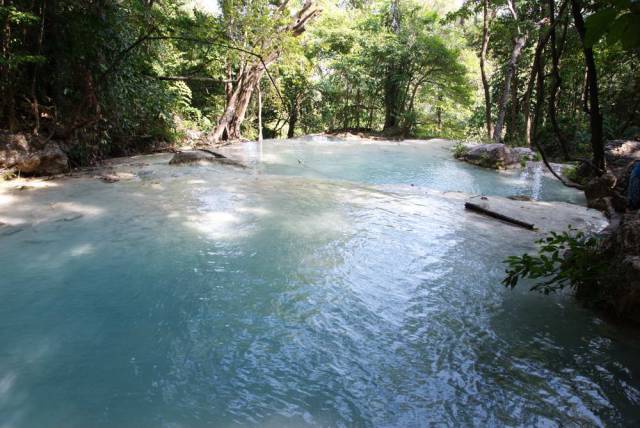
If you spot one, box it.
[0,138,637,427]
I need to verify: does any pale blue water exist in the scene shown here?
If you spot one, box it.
[0,138,638,427]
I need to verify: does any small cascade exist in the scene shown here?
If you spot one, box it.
[531,162,543,200]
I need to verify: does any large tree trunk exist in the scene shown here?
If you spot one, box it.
[480,0,494,139]
[571,0,605,173]
[493,0,527,143]
[210,1,320,142]
[227,63,269,139]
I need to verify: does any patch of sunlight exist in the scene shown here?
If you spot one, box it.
[0,215,27,226]
[184,211,250,240]
[51,202,104,217]
[0,193,16,207]
[167,211,182,219]
[68,244,94,257]
[150,183,165,191]
[0,178,59,192]
[235,206,271,216]
[187,179,207,185]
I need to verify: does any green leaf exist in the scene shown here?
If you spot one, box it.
[585,8,618,47]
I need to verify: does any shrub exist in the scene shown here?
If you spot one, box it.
[452,142,469,159]
[502,227,606,295]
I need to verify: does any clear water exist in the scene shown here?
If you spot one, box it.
[0,138,638,427]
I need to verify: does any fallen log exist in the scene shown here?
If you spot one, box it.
[464,202,536,230]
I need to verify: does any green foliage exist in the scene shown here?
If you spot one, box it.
[585,0,640,50]
[295,0,473,136]
[503,228,606,295]
[451,141,469,158]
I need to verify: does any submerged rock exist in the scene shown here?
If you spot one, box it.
[169,150,246,168]
[98,172,136,183]
[0,131,69,176]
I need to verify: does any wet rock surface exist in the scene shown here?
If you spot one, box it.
[169,150,247,168]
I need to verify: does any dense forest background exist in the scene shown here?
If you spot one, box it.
[0,0,638,168]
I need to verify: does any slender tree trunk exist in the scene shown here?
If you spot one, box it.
[581,66,589,114]
[532,51,546,142]
[355,87,361,130]
[548,0,570,159]
[480,0,494,139]
[343,82,350,130]
[436,92,443,130]
[287,97,298,138]
[30,0,46,134]
[571,0,605,173]
[257,82,263,142]
[383,0,402,132]
[493,32,527,143]
[508,69,519,141]
[494,0,531,143]
[1,0,16,130]
[522,31,545,147]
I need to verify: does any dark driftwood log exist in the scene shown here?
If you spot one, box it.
[464,202,536,230]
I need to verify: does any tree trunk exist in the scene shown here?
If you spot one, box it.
[30,0,46,134]
[257,82,263,142]
[523,38,542,147]
[383,75,402,131]
[480,0,493,139]
[493,0,527,143]
[383,0,402,132]
[436,92,443,130]
[532,50,546,143]
[571,0,605,173]
[210,1,320,142]
[355,87,361,130]
[287,97,298,138]
[343,82,350,130]
[508,69,519,141]
[211,56,273,141]
[548,0,570,159]
[493,34,527,143]
[1,0,16,130]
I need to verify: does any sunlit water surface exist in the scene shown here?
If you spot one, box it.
[0,138,638,427]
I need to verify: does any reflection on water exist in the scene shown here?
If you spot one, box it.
[0,138,637,427]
